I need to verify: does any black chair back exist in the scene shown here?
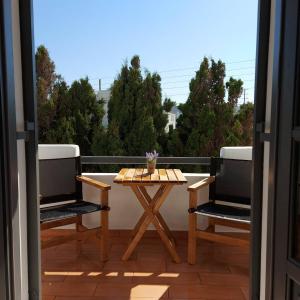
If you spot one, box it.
[39,156,82,205]
[209,157,252,205]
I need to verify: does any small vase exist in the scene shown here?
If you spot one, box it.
[147,160,156,174]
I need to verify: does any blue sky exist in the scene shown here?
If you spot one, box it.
[33,0,258,104]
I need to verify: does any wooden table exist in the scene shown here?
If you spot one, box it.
[114,168,187,263]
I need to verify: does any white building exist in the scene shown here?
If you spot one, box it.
[97,88,111,128]
[165,111,176,133]
[170,105,182,119]
[164,106,181,133]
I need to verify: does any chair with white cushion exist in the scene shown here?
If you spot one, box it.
[187,147,252,264]
[39,144,110,261]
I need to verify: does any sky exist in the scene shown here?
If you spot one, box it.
[33,0,258,104]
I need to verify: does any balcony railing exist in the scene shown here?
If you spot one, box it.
[81,156,210,166]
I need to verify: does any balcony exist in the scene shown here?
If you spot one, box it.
[41,156,250,300]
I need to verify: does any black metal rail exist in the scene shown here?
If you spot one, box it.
[81,156,211,166]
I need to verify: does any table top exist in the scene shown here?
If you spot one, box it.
[114,168,187,184]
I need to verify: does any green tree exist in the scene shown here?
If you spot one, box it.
[43,77,75,143]
[163,98,176,112]
[35,45,106,158]
[92,120,123,156]
[108,57,143,145]
[177,57,244,157]
[35,46,77,144]
[234,102,254,145]
[68,78,104,155]
[91,120,124,172]
[108,55,167,155]
[35,45,57,141]
[141,71,168,153]
[127,113,158,155]
[166,127,184,156]
[36,45,56,104]
[226,77,244,106]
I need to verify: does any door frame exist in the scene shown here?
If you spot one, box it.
[251,0,272,298]
[1,0,40,299]
[0,0,22,299]
[2,0,274,299]
[267,0,300,298]
[19,0,41,299]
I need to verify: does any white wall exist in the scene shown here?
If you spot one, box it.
[81,173,210,230]
[97,89,110,128]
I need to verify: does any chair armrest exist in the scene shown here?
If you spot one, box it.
[187,176,215,192]
[76,175,111,191]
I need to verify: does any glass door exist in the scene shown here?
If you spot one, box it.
[271,0,300,298]
[0,0,20,298]
[0,0,40,299]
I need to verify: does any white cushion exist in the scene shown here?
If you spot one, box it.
[38,144,80,159]
[220,146,252,160]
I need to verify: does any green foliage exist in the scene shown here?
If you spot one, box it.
[36,46,104,155]
[36,45,57,140]
[35,45,56,104]
[36,47,254,168]
[68,78,104,155]
[108,55,167,156]
[163,98,176,112]
[166,127,184,156]
[92,120,123,156]
[226,77,244,106]
[177,57,246,159]
[234,102,254,145]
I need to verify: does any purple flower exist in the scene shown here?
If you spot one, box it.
[146,150,159,162]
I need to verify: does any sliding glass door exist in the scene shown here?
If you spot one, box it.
[0,0,40,299]
[0,0,19,298]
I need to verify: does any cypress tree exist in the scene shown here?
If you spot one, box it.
[35,45,57,141]
[44,77,75,143]
[68,78,104,155]
[108,55,167,155]
[163,98,176,112]
[177,57,244,157]
[233,102,254,145]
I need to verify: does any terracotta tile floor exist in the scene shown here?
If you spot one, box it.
[42,230,249,300]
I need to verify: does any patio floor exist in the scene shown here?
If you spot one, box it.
[42,229,249,300]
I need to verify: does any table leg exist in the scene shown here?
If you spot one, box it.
[152,217,181,263]
[150,185,181,263]
[122,184,181,263]
[131,212,147,238]
[122,214,152,261]
[155,213,176,246]
[139,186,176,246]
[129,186,163,239]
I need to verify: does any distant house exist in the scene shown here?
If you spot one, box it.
[97,88,111,128]
[97,89,181,132]
[170,105,182,119]
[164,111,177,133]
[164,105,181,133]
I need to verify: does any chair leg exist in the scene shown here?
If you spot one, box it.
[76,215,83,255]
[100,190,109,262]
[208,217,215,232]
[188,191,197,264]
[76,215,83,232]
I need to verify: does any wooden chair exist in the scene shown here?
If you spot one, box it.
[39,144,111,262]
[187,157,252,264]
